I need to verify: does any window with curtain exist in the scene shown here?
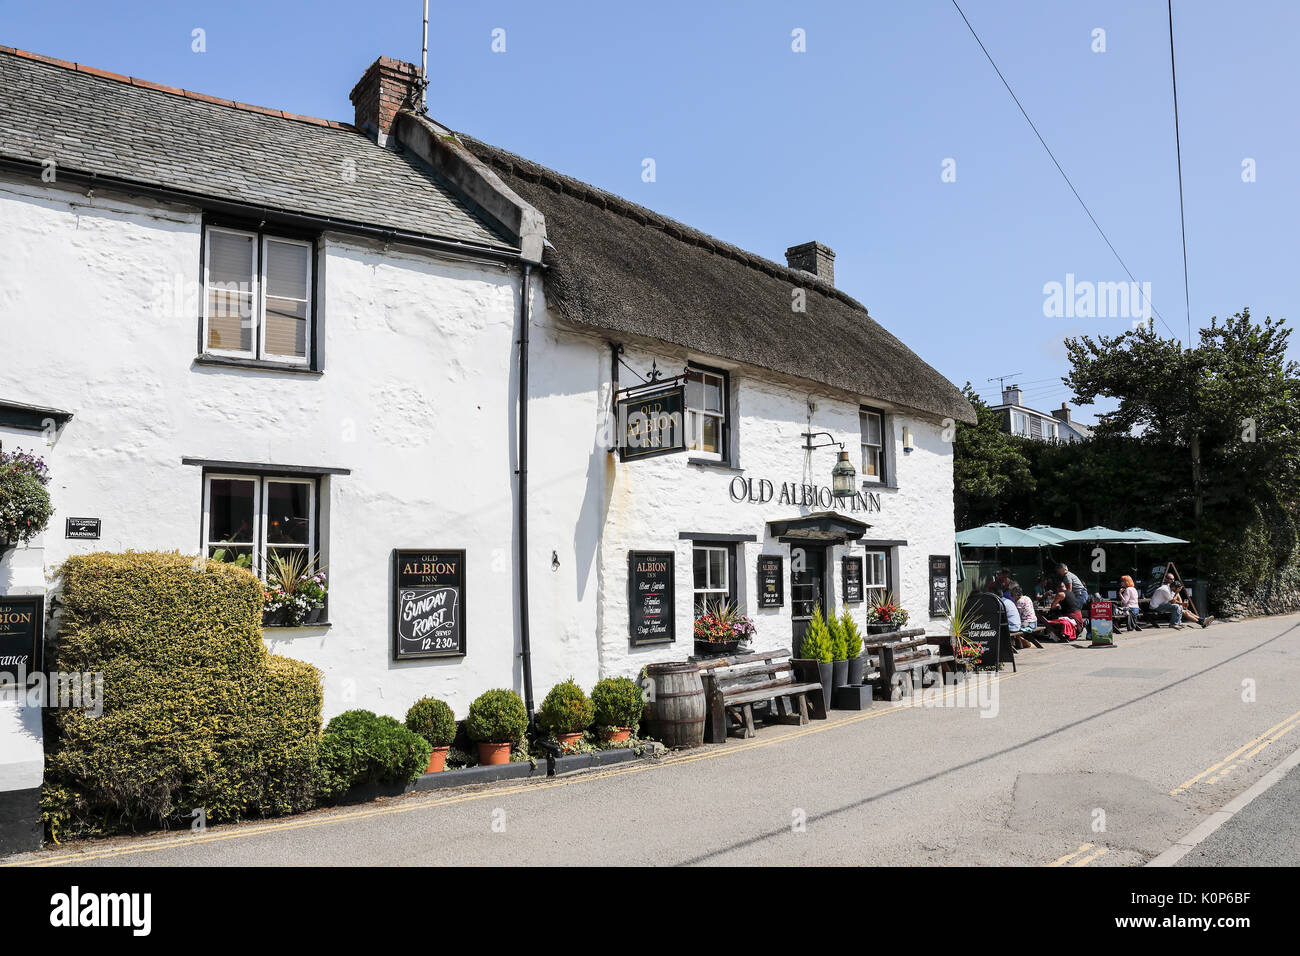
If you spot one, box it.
[686,367,727,460]
[204,225,313,364]
[692,543,733,615]
[861,409,884,483]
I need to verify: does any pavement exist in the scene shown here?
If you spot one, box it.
[5,612,1300,867]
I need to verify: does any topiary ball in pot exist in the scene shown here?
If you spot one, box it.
[466,688,528,765]
[405,697,457,773]
[591,676,644,742]
[537,678,595,750]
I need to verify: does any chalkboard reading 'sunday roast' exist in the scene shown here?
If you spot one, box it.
[628,551,674,645]
[392,550,465,659]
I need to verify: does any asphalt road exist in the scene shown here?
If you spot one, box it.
[9,613,1300,867]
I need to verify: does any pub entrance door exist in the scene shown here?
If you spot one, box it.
[790,545,827,655]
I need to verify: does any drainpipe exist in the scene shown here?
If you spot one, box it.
[517,263,536,720]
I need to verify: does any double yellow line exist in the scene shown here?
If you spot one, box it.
[1048,843,1108,867]
[1170,706,1300,795]
[18,667,1029,866]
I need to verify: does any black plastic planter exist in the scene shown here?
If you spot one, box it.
[847,655,865,686]
[832,659,849,689]
[817,661,834,711]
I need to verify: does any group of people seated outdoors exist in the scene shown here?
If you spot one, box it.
[980,563,1212,642]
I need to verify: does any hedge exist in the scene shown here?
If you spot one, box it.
[316,710,431,799]
[42,551,323,839]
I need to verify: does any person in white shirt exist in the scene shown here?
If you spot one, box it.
[1151,573,1212,628]
[1119,574,1142,631]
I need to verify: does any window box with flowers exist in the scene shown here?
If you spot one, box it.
[261,551,328,627]
[865,591,909,635]
[0,449,53,555]
[693,600,756,657]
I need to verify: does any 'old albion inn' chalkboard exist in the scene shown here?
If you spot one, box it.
[0,48,975,722]
[392,550,466,659]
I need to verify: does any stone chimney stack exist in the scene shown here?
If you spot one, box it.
[1051,402,1072,424]
[1002,385,1023,406]
[350,57,421,145]
[785,241,835,286]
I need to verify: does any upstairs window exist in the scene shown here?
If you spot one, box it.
[686,367,728,461]
[860,409,884,483]
[204,225,313,365]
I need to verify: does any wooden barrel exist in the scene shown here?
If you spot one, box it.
[643,661,706,749]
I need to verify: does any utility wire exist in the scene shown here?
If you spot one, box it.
[1167,0,1193,348]
[950,0,1177,340]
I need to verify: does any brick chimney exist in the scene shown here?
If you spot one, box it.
[1002,385,1023,406]
[785,241,835,286]
[350,57,422,145]
[1051,402,1072,424]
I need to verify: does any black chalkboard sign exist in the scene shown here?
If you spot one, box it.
[0,594,43,680]
[629,550,674,645]
[618,385,686,461]
[963,592,1003,669]
[757,554,784,608]
[929,555,951,617]
[65,517,101,540]
[842,556,864,603]
[392,550,466,659]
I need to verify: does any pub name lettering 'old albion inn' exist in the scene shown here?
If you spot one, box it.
[0,50,976,754]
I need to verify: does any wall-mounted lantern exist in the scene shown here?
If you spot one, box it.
[902,426,914,454]
[802,431,858,499]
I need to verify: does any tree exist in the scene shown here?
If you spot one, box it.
[952,384,1035,528]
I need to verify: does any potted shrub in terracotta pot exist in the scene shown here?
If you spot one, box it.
[405,697,456,773]
[798,608,835,711]
[591,676,643,743]
[538,678,595,751]
[466,688,528,765]
[842,610,866,685]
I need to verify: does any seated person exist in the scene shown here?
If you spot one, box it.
[1011,585,1036,631]
[1118,574,1142,631]
[1151,573,1213,629]
[1044,585,1085,640]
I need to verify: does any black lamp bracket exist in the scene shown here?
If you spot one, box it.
[801,431,844,452]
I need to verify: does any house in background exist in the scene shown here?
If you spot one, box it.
[988,385,1091,443]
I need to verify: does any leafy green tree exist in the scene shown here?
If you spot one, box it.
[953,385,1035,528]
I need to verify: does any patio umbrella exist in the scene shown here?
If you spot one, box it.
[1025,524,1075,544]
[1122,527,1190,545]
[1063,525,1147,544]
[956,523,1056,548]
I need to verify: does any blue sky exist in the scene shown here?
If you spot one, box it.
[5,1,1297,422]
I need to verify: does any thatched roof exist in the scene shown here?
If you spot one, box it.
[461,136,975,424]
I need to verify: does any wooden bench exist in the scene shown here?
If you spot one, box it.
[866,631,956,700]
[697,650,826,742]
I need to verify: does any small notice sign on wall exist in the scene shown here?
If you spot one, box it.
[392,550,466,659]
[756,554,784,608]
[65,517,101,539]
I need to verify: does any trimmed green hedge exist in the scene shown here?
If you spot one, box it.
[317,710,431,798]
[42,551,323,839]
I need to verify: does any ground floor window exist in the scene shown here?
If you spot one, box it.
[692,543,735,614]
[204,473,317,578]
[863,549,889,604]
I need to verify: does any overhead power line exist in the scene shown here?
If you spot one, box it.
[1167,0,1193,348]
[949,0,1178,341]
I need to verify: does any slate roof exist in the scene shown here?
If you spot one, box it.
[460,135,977,424]
[0,49,514,251]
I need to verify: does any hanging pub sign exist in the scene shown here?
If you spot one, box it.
[617,382,686,461]
[392,549,466,659]
[842,556,864,604]
[65,517,101,540]
[929,554,951,617]
[757,554,784,608]
[628,550,674,645]
[0,594,43,681]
